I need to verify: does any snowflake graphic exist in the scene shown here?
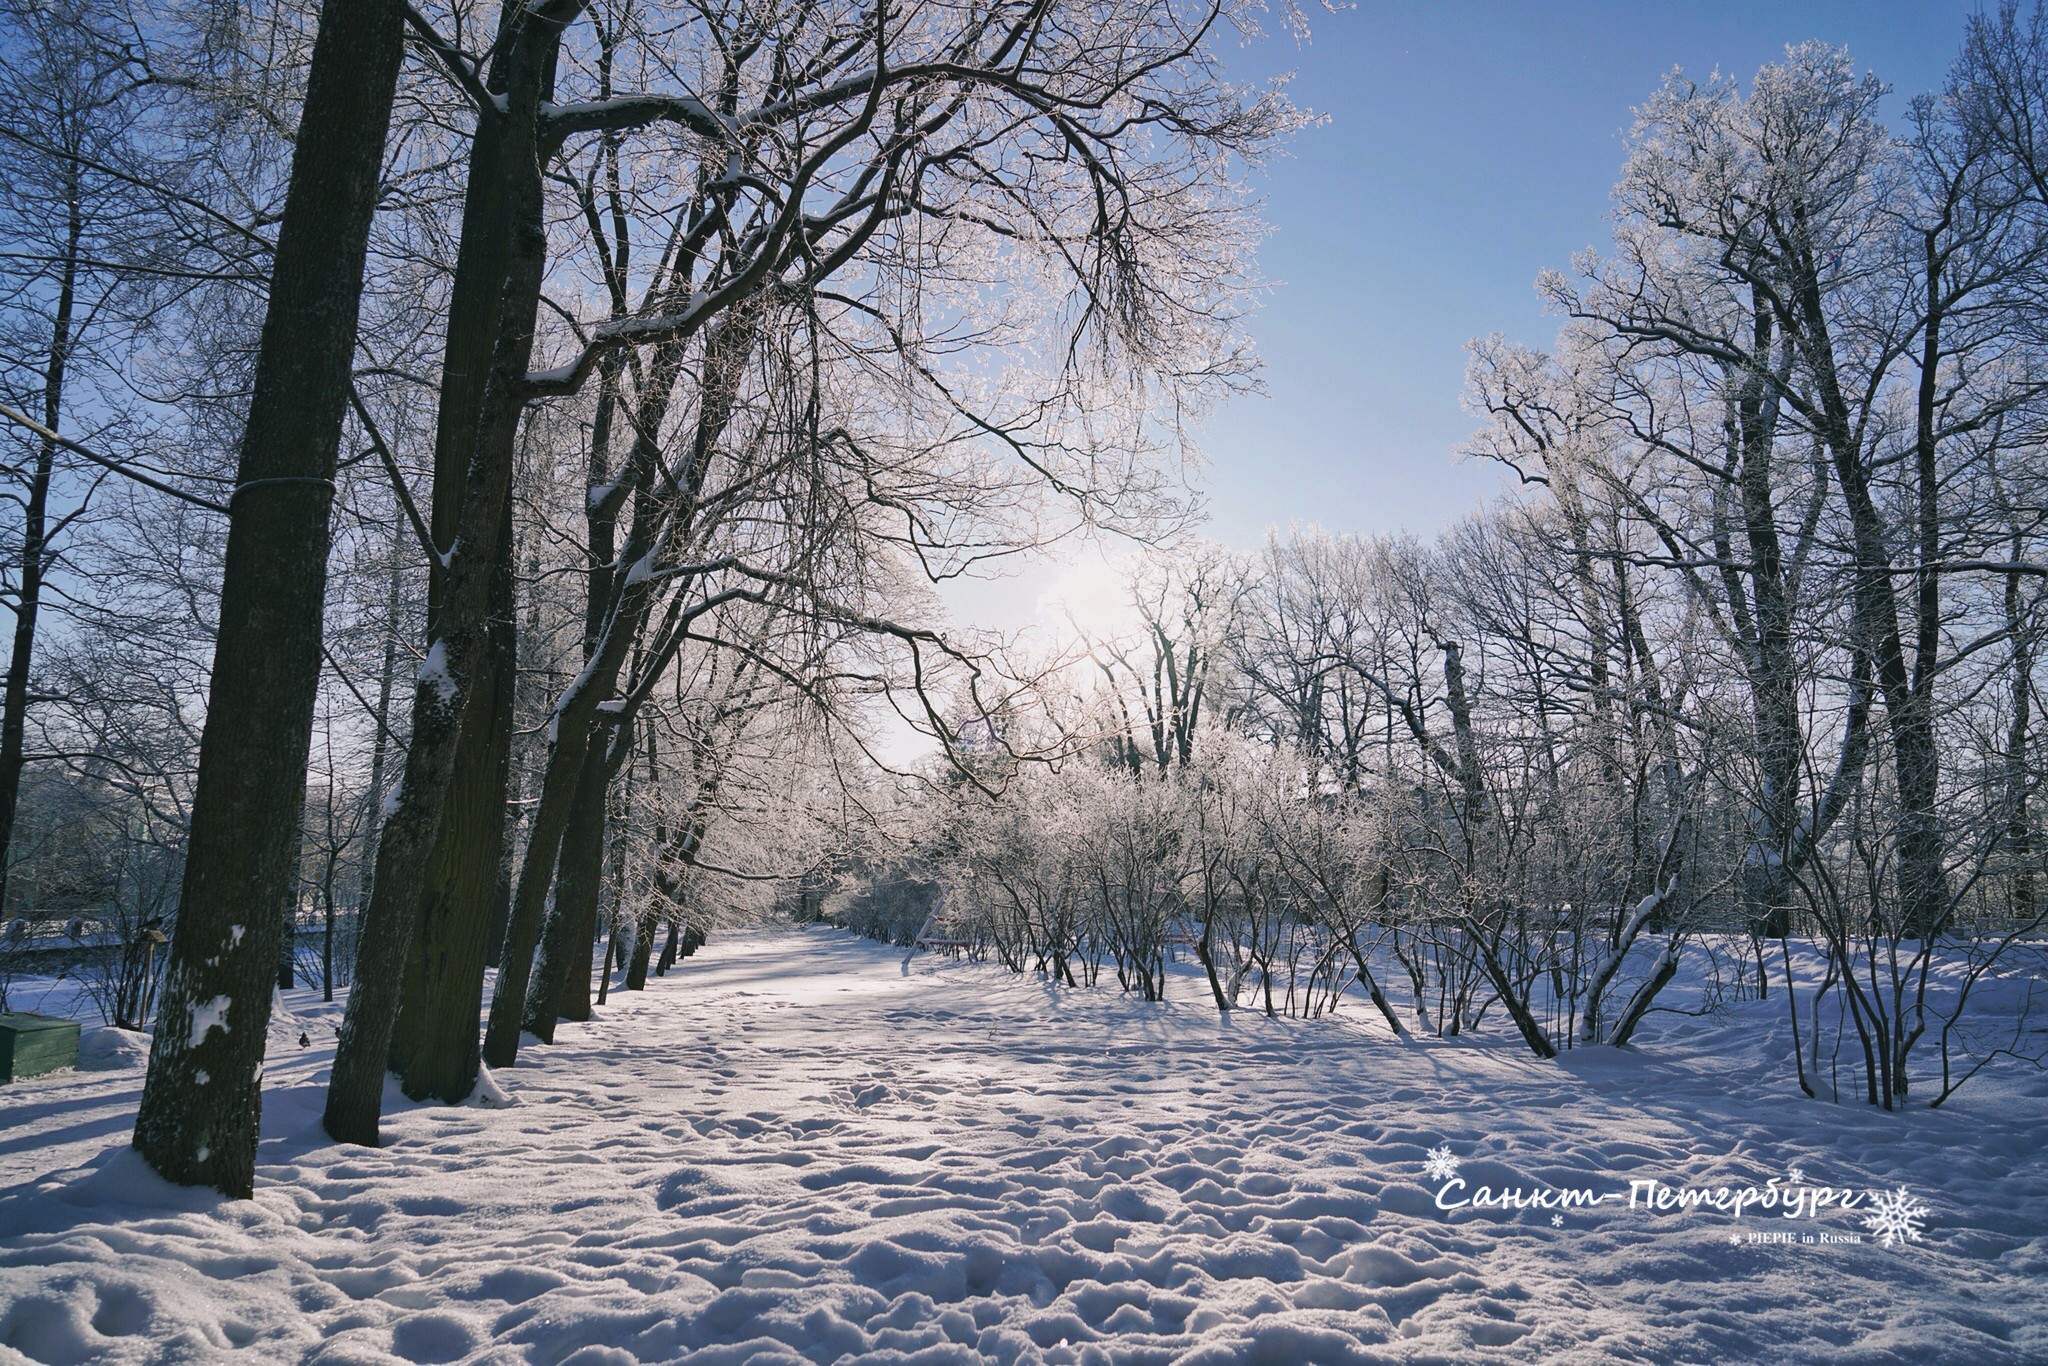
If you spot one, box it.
[1550,1213,1564,1227]
[1422,1144,1461,1184]
[1786,1166,1806,1186]
[1862,1186,1930,1249]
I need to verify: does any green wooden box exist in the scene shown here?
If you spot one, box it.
[0,1012,81,1082]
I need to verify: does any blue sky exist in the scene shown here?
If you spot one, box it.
[947,1,1980,635]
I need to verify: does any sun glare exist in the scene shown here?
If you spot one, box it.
[1037,555,1138,642]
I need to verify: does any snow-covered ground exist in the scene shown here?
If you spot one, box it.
[1,927,2045,1364]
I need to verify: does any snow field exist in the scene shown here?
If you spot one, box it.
[0,927,2042,1363]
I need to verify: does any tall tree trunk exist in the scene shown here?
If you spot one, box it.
[324,5,568,1146]
[624,905,657,989]
[524,722,620,1037]
[390,489,514,1100]
[1194,906,1233,1013]
[275,809,304,991]
[1728,329,1805,940]
[2007,541,2036,924]
[657,916,680,975]
[520,354,625,1038]
[484,832,514,965]
[483,733,586,1064]
[1434,636,1489,860]
[619,716,666,995]
[484,314,753,1066]
[357,551,404,921]
[0,169,78,916]
[132,0,407,1195]
[1554,472,1619,789]
[1795,267,1946,939]
[595,780,629,1003]
[384,6,540,1101]
[595,930,615,1006]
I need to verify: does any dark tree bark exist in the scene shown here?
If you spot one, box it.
[131,0,407,1196]
[1792,269,1948,940]
[2007,538,2037,923]
[523,722,619,1038]
[321,898,336,1003]
[484,849,513,966]
[622,737,680,994]
[383,0,547,1103]
[624,905,657,989]
[595,930,615,1006]
[484,314,754,1066]
[482,733,585,1064]
[1468,923,1556,1059]
[1606,949,1679,1048]
[1722,316,1807,941]
[325,1,573,1147]
[276,798,312,991]
[591,769,630,1004]
[0,163,77,918]
[1436,637,1487,838]
[389,490,514,1100]
[513,348,629,1041]
[1342,936,1408,1038]
[1193,913,1232,1013]
[356,552,404,923]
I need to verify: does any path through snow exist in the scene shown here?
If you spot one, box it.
[1,927,2045,1363]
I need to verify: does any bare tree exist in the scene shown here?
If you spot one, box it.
[132,0,407,1194]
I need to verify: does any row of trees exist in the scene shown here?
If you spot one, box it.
[841,23,2048,1111]
[7,0,2047,1195]
[0,0,1299,1194]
